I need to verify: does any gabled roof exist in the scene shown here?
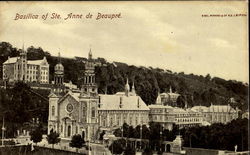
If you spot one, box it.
[99,94,149,111]
[3,56,48,66]
[58,92,80,104]
[3,57,18,64]
[48,92,59,98]
[148,104,173,109]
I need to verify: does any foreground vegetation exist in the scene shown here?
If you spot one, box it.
[110,119,248,154]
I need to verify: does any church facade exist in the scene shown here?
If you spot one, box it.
[48,50,149,141]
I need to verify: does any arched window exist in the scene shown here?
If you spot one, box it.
[110,117,113,126]
[68,125,71,137]
[52,106,55,116]
[91,107,95,118]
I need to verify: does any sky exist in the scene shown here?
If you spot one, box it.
[0,1,248,83]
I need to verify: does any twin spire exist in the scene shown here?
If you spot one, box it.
[125,78,136,96]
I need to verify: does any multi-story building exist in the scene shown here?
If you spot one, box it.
[148,104,175,130]
[48,50,149,141]
[148,104,203,130]
[156,87,180,106]
[191,104,239,124]
[98,79,149,129]
[2,48,49,84]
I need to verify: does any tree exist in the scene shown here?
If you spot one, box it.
[30,125,43,145]
[176,96,185,108]
[124,145,135,155]
[99,131,105,141]
[46,131,60,148]
[109,139,125,154]
[69,134,85,149]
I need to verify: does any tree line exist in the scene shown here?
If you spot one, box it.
[0,42,248,111]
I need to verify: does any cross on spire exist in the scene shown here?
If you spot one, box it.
[58,49,61,63]
[88,45,92,60]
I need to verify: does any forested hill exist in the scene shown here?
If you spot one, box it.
[0,42,248,111]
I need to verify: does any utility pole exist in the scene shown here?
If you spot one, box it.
[1,116,6,146]
[121,126,123,138]
[140,125,142,151]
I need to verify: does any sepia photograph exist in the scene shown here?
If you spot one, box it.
[0,1,248,155]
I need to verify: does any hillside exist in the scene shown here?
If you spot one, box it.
[0,41,248,111]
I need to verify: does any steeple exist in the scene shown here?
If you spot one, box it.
[169,86,172,93]
[125,78,130,96]
[58,51,61,63]
[131,81,136,95]
[88,47,92,60]
[80,47,97,97]
[54,51,64,85]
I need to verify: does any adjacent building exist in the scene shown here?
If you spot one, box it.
[2,48,49,84]
[156,87,180,106]
[191,104,239,124]
[148,104,203,130]
[98,79,149,130]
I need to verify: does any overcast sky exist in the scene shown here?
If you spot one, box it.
[0,1,248,83]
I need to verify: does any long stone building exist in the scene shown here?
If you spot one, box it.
[191,104,239,124]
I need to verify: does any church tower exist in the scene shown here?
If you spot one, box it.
[19,44,27,82]
[79,48,99,141]
[54,52,64,86]
[80,48,98,96]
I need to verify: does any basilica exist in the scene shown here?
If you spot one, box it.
[48,50,149,141]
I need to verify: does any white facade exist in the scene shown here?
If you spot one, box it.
[191,104,239,124]
[149,104,203,130]
[3,52,49,84]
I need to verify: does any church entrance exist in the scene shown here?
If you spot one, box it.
[166,144,171,152]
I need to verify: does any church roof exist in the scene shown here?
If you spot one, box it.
[70,92,81,102]
[56,92,80,104]
[148,104,173,109]
[115,92,136,96]
[98,94,149,111]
